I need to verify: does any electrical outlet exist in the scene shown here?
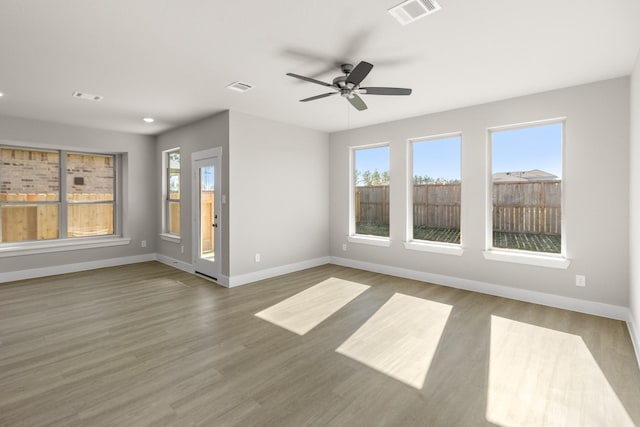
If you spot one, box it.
[180,245,184,254]
[255,253,261,263]
[141,240,147,248]
[576,275,586,287]
[342,243,347,251]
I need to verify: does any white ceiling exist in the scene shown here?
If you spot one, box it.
[1,0,639,135]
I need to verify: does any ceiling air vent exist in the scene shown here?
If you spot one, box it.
[226,81,254,93]
[72,91,103,102]
[388,0,441,26]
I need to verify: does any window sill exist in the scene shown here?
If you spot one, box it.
[404,241,464,256]
[482,249,570,269]
[348,235,392,247]
[0,236,132,258]
[160,233,181,244]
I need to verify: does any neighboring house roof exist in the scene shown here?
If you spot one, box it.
[493,169,559,183]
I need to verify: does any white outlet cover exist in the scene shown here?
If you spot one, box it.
[576,275,586,287]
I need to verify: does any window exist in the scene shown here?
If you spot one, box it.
[0,146,116,243]
[164,149,180,235]
[352,145,390,238]
[410,134,461,245]
[489,121,563,255]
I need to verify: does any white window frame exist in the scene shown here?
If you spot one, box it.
[404,132,464,256]
[160,148,181,243]
[0,143,127,258]
[348,142,392,247]
[483,118,570,269]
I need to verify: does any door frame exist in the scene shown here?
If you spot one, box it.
[191,147,222,280]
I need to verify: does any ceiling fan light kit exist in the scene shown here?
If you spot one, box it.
[286,61,412,111]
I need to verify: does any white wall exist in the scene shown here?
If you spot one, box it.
[156,111,230,275]
[630,52,640,356]
[0,115,156,274]
[229,112,329,277]
[330,77,630,307]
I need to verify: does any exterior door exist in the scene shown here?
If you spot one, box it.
[192,148,222,280]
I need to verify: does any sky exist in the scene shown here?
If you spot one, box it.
[353,122,562,180]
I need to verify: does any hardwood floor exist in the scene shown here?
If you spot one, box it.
[1,261,639,426]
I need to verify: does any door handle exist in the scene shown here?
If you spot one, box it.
[212,223,218,228]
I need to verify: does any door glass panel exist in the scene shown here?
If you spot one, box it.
[200,166,215,259]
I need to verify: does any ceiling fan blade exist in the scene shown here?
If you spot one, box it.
[346,61,373,86]
[286,73,332,87]
[300,92,338,102]
[347,94,368,111]
[361,87,412,96]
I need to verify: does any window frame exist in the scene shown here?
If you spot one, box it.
[348,142,392,247]
[0,143,124,255]
[161,148,181,242]
[483,118,569,268]
[404,132,463,256]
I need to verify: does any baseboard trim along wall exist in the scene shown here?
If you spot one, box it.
[628,313,640,370]
[0,253,157,283]
[227,256,332,287]
[330,256,630,321]
[155,254,195,275]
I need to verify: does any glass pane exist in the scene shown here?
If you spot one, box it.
[168,201,180,235]
[67,153,114,202]
[200,166,214,258]
[491,123,562,253]
[412,136,461,244]
[0,148,60,200]
[67,203,114,237]
[168,151,180,201]
[1,204,59,242]
[354,146,390,237]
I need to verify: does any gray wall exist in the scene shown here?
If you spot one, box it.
[228,112,329,276]
[330,77,630,306]
[0,115,156,271]
[630,53,640,332]
[155,111,230,276]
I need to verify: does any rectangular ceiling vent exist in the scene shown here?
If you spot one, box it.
[226,81,254,93]
[72,91,103,102]
[388,0,441,26]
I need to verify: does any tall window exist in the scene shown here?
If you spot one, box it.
[410,134,461,244]
[165,150,180,235]
[0,146,116,243]
[352,145,390,238]
[489,121,563,254]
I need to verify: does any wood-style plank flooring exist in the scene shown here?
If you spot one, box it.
[1,262,639,426]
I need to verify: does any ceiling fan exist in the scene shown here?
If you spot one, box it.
[286,61,412,111]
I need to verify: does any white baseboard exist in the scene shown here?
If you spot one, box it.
[155,254,195,275]
[628,312,640,370]
[227,256,331,287]
[330,256,629,321]
[0,253,156,283]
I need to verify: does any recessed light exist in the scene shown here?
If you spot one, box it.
[143,117,155,123]
[0,92,4,97]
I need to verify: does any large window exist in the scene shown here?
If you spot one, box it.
[410,134,461,245]
[0,147,116,243]
[352,145,390,238]
[489,121,563,254]
[164,149,180,235]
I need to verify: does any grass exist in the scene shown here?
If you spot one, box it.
[355,223,561,254]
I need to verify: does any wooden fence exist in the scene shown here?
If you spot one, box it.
[355,180,561,235]
[1,193,114,242]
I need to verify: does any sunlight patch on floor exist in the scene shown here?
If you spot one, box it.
[487,315,634,427]
[254,277,369,335]
[336,293,452,389]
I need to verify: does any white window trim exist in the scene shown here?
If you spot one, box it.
[349,142,391,244]
[404,241,463,256]
[407,132,463,252]
[485,118,568,266]
[0,236,131,258]
[348,234,392,247]
[161,147,180,239]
